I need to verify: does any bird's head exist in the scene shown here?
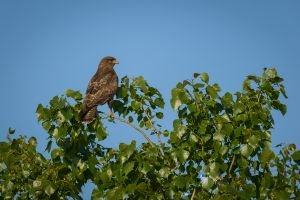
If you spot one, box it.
[99,56,119,70]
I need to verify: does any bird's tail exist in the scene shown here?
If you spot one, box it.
[79,106,97,123]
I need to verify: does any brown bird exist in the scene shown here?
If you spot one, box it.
[80,56,119,122]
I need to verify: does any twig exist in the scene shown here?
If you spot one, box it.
[144,113,165,156]
[228,155,236,177]
[116,116,155,146]
[100,111,166,156]
[156,132,163,147]
[191,188,196,200]
[145,114,163,144]
[98,112,154,146]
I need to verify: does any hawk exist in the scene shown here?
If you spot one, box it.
[80,56,119,122]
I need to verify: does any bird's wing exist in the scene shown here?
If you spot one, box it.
[84,73,117,109]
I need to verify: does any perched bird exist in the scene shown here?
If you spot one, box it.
[80,56,119,122]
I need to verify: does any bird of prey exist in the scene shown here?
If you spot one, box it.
[80,56,119,122]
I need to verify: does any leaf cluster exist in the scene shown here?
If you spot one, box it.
[0,68,299,199]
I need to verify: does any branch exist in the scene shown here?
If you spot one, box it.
[99,111,166,156]
[228,155,236,177]
[98,111,154,146]
[116,116,155,146]
[145,113,163,144]
[190,188,196,200]
[140,112,165,156]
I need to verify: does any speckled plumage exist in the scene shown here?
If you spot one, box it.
[80,56,119,122]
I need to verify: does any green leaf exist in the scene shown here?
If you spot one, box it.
[193,73,200,78]
[117,87,128,98]
[112,100,125,114]
[222,123,233,135]
[144,119,153,129]
[247,75,260,83]
[199,120,209,133]
[171,98,181,110]
[51,148,62,159]
[194,83,205,89]
[41,121,52,132]
[45,184,56,196]
[50,96,66,110]
[177,149,190,162]
[136,182,148,192]
[131,101,141,111]
[123,162,135,176]
[33,180,42,188]
[91,188,103,199]
[209,162,220,180]
[174,125,186,140]
[272,100,287,115]
[154,98,165,108]
[206,85,218,99]
[156,112,164,119]
[119,141,136,164]
[128,116,133,122]
[134,76,148,92]
[60,108,73,121]
[100,169,111,183]
[273,190,289,200]
[189,134,198,143]
[45,140,52,153]
[233,102,245,115]
[126,184,137,193]
[202,177,214,189]
[219,146,228,156]
[77,159,87,171]
[263,68,277,79]
[222,92,233,107]
[159,167,171,178]
[201,72,209,83]
[36,104,50,121]
[96,126,107,141]
[241,144,253,157]
[170,88,189,109]
[0,162,7,172]
[243,79,252,91]
[8,127,15,134]
[236,114,248,122]
[279,84,288,98]
[248,135,259,148]
[52,128,59,139]
[65,89,83,100]
[28,137,37,147]
[260,147,275,166]
[291,150,300,161]
[139,162,151,174]
[107,187,125,199]
[173,176,189,189]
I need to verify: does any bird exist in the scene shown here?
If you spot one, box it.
[80,56,119,122]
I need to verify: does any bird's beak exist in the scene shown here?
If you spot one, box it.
[113,60,119,64]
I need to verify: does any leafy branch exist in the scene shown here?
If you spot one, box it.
[98,111,154,146]
[1,68,299,199]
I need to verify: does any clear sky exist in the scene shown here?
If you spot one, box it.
[1,1,299,198]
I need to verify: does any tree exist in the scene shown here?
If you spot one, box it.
[0,68,299,199]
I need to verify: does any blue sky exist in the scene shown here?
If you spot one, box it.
[1,1,299,198]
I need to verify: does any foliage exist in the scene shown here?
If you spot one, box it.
[0,69,299,199]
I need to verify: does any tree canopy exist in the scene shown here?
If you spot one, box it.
[0,68,299,199]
